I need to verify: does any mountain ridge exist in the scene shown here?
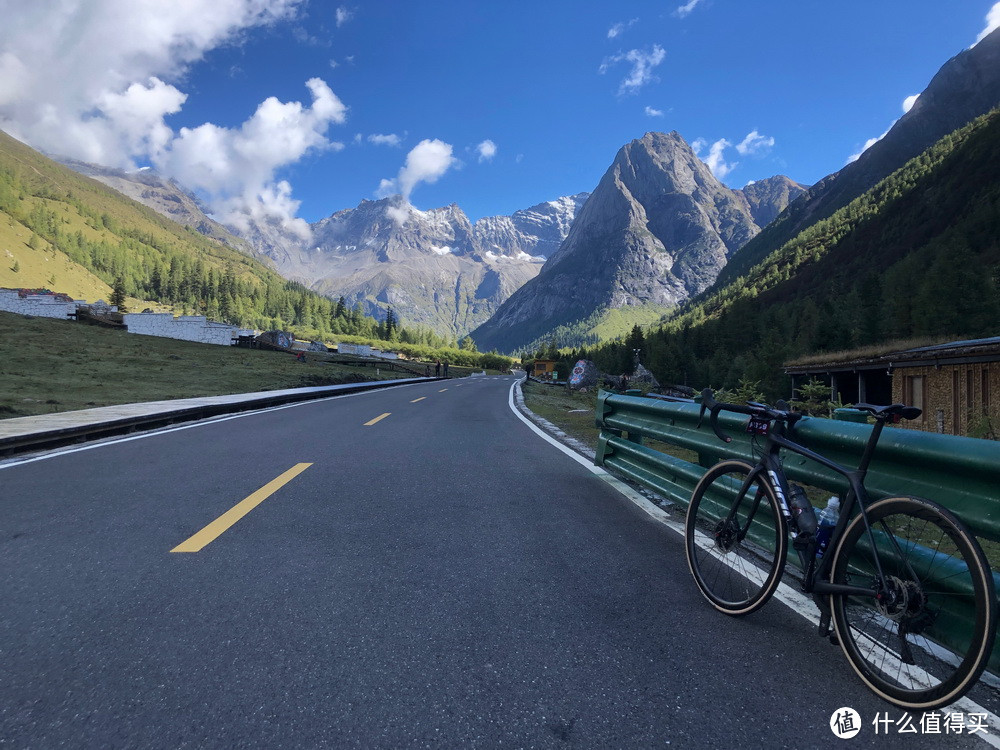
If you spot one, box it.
[471,131,806,353]
[717,25,1000,287]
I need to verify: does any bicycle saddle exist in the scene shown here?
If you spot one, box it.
[852,403,922,420]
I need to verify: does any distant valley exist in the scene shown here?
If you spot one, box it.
[37,25,1000,363]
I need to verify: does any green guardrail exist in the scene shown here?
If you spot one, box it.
[594,389,1000,673]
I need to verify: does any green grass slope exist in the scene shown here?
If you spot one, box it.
[0,311,400,419]
[0,129,347,337]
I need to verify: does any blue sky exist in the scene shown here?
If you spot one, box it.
[1,1,998,231]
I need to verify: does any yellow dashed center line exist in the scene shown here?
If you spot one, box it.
[364,412,392,426]
[411,397,427,403]
[171,463,312,553]
[438,388,448,392]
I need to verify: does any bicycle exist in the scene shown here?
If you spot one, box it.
[684,388,998,711]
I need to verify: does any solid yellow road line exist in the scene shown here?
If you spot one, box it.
[410,397,426,403]
[364,412,391,426]
[171,463,312,553]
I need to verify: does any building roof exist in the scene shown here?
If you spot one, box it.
[785,336,1000,375]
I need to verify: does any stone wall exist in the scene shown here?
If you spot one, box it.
[123,312,253,346]
[336,342,372,357]
[892,363,999,435]
[0,289,81,319]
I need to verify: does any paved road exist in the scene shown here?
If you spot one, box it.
[1,377,997,748]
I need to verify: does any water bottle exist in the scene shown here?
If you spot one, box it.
[815,496,840,558]
[788,484,817,536]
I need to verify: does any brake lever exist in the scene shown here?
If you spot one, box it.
[711,404,732,443]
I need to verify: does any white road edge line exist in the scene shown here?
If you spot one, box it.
[0,381,427,471]
[509,378,1000,740]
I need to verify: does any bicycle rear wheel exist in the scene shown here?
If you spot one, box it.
[830,496,997,710]
[685,460,788,616]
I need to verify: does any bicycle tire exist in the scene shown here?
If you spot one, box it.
[830,495,997,710]
[685,459,788,616]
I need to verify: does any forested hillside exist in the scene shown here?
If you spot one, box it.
[0,130,456,350]
[566,108,1000,398]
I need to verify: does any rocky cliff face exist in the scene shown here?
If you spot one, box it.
[273,194,586,337]
[473,193,590,259]
[472,132,804,352]
[738,175,808,228]
[61,155,588,338]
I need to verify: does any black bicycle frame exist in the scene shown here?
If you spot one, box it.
[731,416,893,599]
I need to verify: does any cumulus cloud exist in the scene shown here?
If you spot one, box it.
[735,129,774,156]
[974,2,1000,45]
[368,133,402,147]
[675,0,704,19]
[607,19,638,39]
[902,94,919,113]
[695,138,735,179]
[693,130,773,178]
[336,6,354,27]
[155,78,347,236]
[599,45,666,96]
[645,106,664,117]
[377,139,457,202]
[476,139,497,162]
[0,0,304,165]
[0,0,353,234]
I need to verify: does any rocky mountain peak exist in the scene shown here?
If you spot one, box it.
[472,130,805,352]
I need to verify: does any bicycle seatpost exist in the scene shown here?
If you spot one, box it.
[856,414,888,478]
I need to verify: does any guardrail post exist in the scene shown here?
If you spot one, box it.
[595,390,619,432]
[595,432,614,467]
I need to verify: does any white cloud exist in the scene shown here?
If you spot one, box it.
[336,6,353,27]
[386,204,410,225]
[476,139,497,162]
[974,2,1000,45]
[846,91,922,165]
[155,78,346,234]
[675,0,704,19]
[735,129,774,156]
[846,127,891,164]
[694,132,770,178]
[607,18,638,39]
[701,138,735,179]
[368,133,402,147]
[377,139,457,201]
[430,245,454,256]
[0,0,354,234]
[599,45,666,96]
[0,0,304,165]
[645,106,664,117]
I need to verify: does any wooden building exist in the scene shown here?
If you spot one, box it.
[786,337,1000,435]
[531,359,557,380]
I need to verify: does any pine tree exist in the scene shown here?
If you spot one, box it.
[384,307,398,340]
[109,277,128,313]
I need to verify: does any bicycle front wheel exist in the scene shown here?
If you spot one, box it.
[685,460,788,616]
[830,496,997,710]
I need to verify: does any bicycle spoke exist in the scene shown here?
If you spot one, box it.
[832,497,996,710]
[685,461,786,616]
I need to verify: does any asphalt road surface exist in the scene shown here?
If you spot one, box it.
[1,376,998,748]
